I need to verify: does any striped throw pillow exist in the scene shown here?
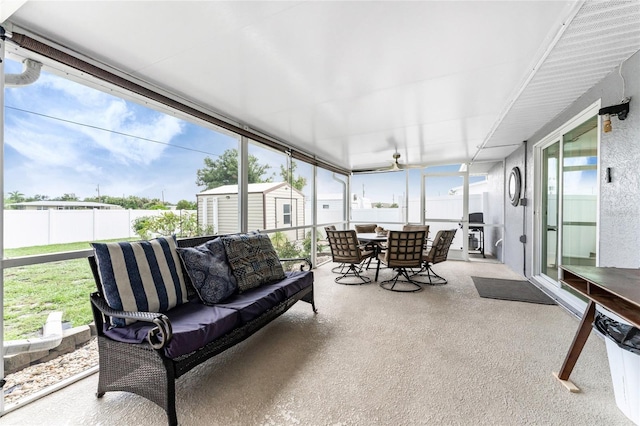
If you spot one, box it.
[92,236,188,327]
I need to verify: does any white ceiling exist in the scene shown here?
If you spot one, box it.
[3,1,640,172]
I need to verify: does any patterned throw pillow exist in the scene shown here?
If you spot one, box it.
[176,238,237,305]
[92,236,188,327]
[221,233,286,293]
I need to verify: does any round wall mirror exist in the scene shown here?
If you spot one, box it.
[508,167,521,206]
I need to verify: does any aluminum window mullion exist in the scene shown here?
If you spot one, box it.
[239,136,249,233]
[1,31,7,416]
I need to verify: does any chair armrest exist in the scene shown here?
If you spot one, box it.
[279,257,313,271]
[90,292,173,349]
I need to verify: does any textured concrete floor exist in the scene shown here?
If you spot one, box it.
[1,260,634,425]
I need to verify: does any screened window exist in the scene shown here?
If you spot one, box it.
[283,203,291,225]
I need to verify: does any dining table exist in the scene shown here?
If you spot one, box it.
[356,232,388,281]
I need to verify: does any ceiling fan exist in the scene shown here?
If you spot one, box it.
[376,152,409,172]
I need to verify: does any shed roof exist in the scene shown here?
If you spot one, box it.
[198,182,303,196]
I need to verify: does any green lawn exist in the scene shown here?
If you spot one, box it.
[2,236,312,339]
[3,238,135,340]
[6,241,100,257]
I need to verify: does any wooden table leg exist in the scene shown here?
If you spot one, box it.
[554,300,597,391]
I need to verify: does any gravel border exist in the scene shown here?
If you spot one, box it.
[4,338,98,405]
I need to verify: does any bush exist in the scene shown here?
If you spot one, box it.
[176,200,197,210]
[302,230,323,257]
[132,216,153,239]
[270,231,304,259]
[133,211,213,239]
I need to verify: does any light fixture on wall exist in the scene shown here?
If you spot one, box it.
[602,114,612,133]
[598,98,630,133]
[598,61,631,133]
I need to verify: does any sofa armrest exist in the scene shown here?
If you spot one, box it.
[90,292,173,349]
[279,257,312,271]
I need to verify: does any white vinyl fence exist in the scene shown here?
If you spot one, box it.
[3,209,193,249]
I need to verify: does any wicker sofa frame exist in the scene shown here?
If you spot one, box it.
[88,235,316,426]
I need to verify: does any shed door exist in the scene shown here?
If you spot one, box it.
[275,197,297,228]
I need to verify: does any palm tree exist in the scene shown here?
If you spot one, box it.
[8,190,25,203]
[270,231,288,250]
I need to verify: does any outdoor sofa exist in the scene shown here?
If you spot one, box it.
[88,233,316,425]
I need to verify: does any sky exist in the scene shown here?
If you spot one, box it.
[4,58,249,203]
[4,57,482,205]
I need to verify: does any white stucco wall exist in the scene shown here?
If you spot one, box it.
[505,49,640,275]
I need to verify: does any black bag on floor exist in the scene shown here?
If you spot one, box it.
[594,312,640,355]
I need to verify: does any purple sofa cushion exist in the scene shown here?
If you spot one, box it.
[216,284,286,323]
[216,271,312,322]
[104,301,240,359]
[270,271,314,298]
[103,271,313,358]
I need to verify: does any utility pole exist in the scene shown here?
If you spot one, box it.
[96,184,100,203]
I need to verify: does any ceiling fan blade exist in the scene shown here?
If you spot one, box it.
[353,152,414,173]
[376,160,401,172]
[372,158,403,172]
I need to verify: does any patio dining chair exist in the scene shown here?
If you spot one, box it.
[402,224,430,266]
[412,229,457,285]
[326,230,375,285]
[402,224,430,244]
[354,223,377,233]
[324,225,348,274]
[378,230,426,292]
[355,223,385,265]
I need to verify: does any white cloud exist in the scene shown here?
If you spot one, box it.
[9,71,185,167]
[5,117,82,166]
[64,99,185,165]
[3,65,198,200]
[40,73,111,107]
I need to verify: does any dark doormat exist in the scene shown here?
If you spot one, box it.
[471,276,556,305]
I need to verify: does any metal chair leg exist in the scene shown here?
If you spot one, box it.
[331,263,347,273]
[334,262,372,285]
[379,268,423,292]
[411,263,448,285]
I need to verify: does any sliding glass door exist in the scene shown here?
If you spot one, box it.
[536,112,598,289]
[541,142,560,281]
[561,118,598,269]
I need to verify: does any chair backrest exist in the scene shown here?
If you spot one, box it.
[384,230,425,268]
[324,225,336,239]
[326,230,365,263]
[354,223,377,233]
[402,224,429,237]
[425,229,457,265]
